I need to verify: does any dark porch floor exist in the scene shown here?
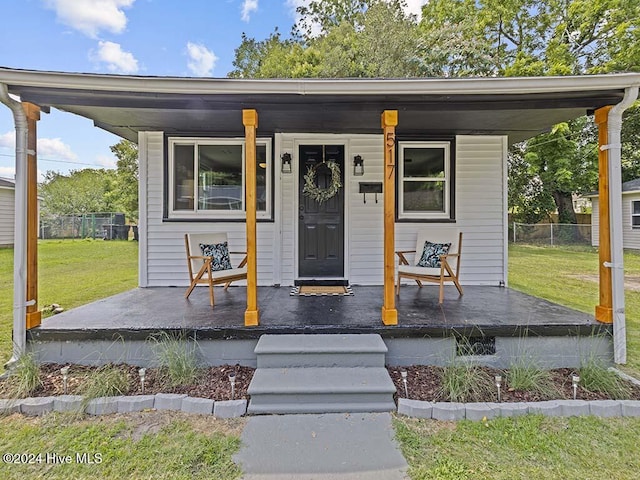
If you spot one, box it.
[29,286,609,342]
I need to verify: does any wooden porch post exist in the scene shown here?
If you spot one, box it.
[23,102,41,329]
[595,106,614,324]
[243,109,259,326]
[381,110,398,325]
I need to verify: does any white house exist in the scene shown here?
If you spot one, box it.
[589,178,640,249]
[1,68,638,366]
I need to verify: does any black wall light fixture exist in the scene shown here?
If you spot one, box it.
[281,152,292,174]
[353,155,364,176]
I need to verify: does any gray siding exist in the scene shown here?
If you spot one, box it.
[0,187,15,246]
[592,194,640,250]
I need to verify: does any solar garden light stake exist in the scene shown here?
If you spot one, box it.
[571,374,580,400]
[401,370,408,398]
[60,366,70,395]
[229,372,236,400]
[139,368,146,395]
[495,374,502,403]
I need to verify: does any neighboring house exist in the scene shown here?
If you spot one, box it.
[0,177,16,247]
[588,178,640,249]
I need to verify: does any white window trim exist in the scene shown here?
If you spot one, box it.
[631,199,640,229]
[398,141,451,219]
[168,137,272,219]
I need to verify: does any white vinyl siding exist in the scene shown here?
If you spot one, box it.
[591,195,640,250]
[141,132,507,287]
[278,134,506,286]
[139,131,276,287]
[0,187,15,247]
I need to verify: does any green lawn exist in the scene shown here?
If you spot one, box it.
[508,244,640,376]
[0,412,243,480]
[0,239,138,364]
[395,415,640,480]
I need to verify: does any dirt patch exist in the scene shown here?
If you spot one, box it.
[568,274,640,292]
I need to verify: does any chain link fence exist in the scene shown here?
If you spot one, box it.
[511,222,593,246]
[39,213,129,240]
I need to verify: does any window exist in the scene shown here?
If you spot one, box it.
[169,138,271,219]
[632,200,640,229]
[398,141,451,219]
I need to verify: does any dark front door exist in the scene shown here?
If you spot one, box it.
[298,144,345,278]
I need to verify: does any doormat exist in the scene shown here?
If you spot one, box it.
[290,285,354,296]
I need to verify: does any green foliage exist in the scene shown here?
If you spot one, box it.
[438,363,494,403]
[151,332,201,388]
[108,140,139,222]
[507,361,559,398]
[81,364,130,400]
[39,169,118,217]
[579,359,633,399]
[3,352,42,398]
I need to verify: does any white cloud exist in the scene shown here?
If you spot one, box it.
[186,42,218,77]
[241,0,259,22]
[0,131,14,149]
[0,133,77,161]
[44,0,135,38]
[39,138,78,161]
[0,167,15,179]
[95,154,117,169]
[92,41,139,74]
[402,0,427,20]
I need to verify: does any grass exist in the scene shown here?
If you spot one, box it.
[0,239,137,364]
[150,332,201,388]
[81,364,131,400]
[579,358,632,399]
[2,352,42,399]
[395,415,640,480]
[507,360,559,398]
[438,363,494,403]
[509,244,640,376]
[0,412,243,480]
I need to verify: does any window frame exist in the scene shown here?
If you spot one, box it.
[631,199,640,229]
[167,137,272,220]
[397,141,452,220]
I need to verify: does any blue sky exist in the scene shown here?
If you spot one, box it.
[0,0,324,179]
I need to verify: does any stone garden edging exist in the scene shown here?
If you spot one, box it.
[0,394,247,418]
[397,398,640,421]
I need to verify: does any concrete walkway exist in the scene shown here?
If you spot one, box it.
[233,413,408,480]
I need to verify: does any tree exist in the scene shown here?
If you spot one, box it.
[39,169,117,217]
[108,140,139,222]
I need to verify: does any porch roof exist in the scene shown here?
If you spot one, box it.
[2,67,640,143]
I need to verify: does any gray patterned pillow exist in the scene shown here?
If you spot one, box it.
[417,241,451,268]
[200,242,232,271]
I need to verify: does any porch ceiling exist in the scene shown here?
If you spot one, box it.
[2,68,639,143]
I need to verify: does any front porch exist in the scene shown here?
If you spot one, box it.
[27,286,612,369]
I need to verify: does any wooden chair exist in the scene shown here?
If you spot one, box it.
[184,233,247,306]
[396,229,463,304]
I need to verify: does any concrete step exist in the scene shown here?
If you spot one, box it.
[254,334,388,368]
[247,367,396,414]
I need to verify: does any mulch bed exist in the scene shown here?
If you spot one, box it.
[0,363,254,401]
[3,363,640,404]
[387,365,640,402]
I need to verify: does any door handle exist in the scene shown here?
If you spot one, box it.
[299,215,304,220]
